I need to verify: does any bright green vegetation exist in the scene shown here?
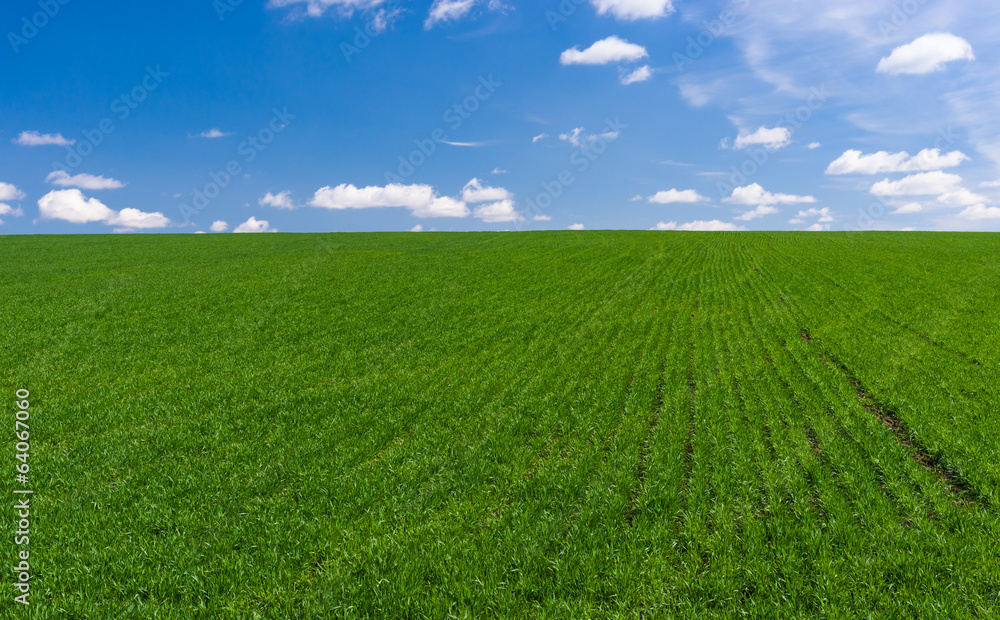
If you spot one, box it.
[2,231,999,618]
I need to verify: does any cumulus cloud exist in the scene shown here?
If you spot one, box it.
[37,189,170,228]
[45,170,125,190]
[892,202,923,214]
[410,224,424,232]
[559,36,648,66]
[109,208,171,229]
[210,220,229,232]
[559,127,619,147]
[936,188,988,207]
[654,220,746,231]
[309,183,472,218]
[807,223,830,231]
[234,216,277,232]
[826,148,969,175]
[38,189,116,223]
[735,205,779,221]
[732,126,791,150]
[958,204,1000,220]
[259,190,295,209]
[807,142,821,149]
[869,171,963,196]
[473,199,523,223]
[13,130,74,146]
[0,183,26,217]
[568,223,585,230]
[724,183,816,205]
[877,33,975,75]
[590,0,673,20]
[532,214,552,221]
[462,178,512,203]
[620,65,652,85]
[796,207,834,222]
[647,189,707,204]
[195,128,232,138]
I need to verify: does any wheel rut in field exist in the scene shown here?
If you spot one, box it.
[624,359,666,527]
[803,339,986,507]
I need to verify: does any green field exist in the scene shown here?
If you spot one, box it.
[3,231,1000,618]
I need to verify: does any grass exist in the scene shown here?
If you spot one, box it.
[2,231,999,618]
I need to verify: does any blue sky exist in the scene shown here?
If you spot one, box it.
[3,0,1000,233]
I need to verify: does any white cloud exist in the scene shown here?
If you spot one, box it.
[936,188,988,207]
[568,223,585,230]
[559,127,619,147]
[559,36,648,66]
[589,0,674,20]
[38,189,116,223]
[532,214,552,221]
[473,199,523,223]
[807,223,830,231]
[491,167,508,174]
[210,220,229,232]
[826,148,969,175]
[620,65,652,85]
[462,178,512,203]
[45,170,125,190]
[807,142,821,149]
[892,202,923,214]
[665,219,747,231]
[724,183,816,205]
[979,180,1000,188]
[532,133,548,143]
[267,0,388,18]
[647,189,707,204]
[958,204,1000,220]
[425,0,476,28]
[0,182,26,202]
[259,190,295,209]
[877,33,975,76]
[234,216,277,233]
[410,224,424,232]
[0,183,26,216]
[796,207,834,222]
[788,218,805,224]
[732,126,791,150]
[37,189,169,228]
[13,130,74,146]
[195,128,232,138]
[735,205,779,221]
[869,171,963,196]
[109,208,171,229]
